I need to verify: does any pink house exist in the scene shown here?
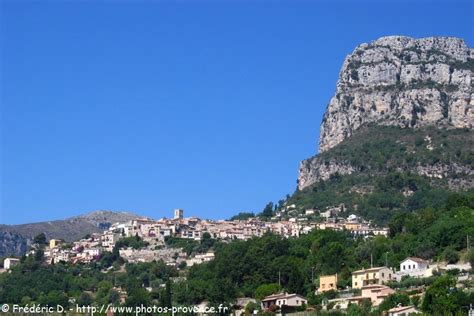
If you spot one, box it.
[348,285,395,307]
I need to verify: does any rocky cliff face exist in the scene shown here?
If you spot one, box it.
[320,36,473,152]
[298,36,473,191]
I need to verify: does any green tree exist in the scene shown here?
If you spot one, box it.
[421,275,460,314]
[77,292,93,306]
[443,247,459,264]
[378,292,410,311]
[259,202,274,219]
[230,212,255,221]
[33,233,47,246]
[254,283,280,300]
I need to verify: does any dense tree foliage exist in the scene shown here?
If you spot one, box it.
[0,193,472,314]
[165,234,216,256]
[421,275,473,315]
[115,235,149,249]
[0,253,178,309]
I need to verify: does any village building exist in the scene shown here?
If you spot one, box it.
[318,274,338,293]
[49,239,63,249]
[396,257,432,280]
[186,251,215,267]
[261,293,308,310]
[388,305,420,316]
[352,266,394,289]
[3,258,20,270]
[348,285,395,307]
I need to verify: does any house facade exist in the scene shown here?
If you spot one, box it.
[49,239,63,249]
[396,257,432,280]
[348,285,395,307]
[261,293,307,310]
[400,257,428,272]
[318,274,338,293]
[352,266,393,289]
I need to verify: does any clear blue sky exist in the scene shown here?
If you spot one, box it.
[1,0,472,224]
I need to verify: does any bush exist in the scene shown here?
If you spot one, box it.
[443,247,459,264]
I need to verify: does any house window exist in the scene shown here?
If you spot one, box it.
[355,282,358,286]
[382,273,385,277]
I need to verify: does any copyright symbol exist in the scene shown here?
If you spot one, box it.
[1,304,9,312]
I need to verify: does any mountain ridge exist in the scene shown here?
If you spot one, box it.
[0,210,147,257]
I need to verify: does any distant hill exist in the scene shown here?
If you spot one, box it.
[0,210,147,257]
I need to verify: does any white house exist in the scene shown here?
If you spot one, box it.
[261,293,307,310]
[400,257,428,272]
[347,214,359,222]
[3,258,20,270]
[84,248,101,257]
[186,251,215,267]
[320,210,332,219]
[396,257,432,280]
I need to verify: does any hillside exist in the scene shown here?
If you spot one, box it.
[293,125,473,224]
[0,211,146,257]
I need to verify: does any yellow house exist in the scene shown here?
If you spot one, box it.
[318,274,338,292]
[49,239,63,249]
[352,266,393,289]
[344,223,361,230]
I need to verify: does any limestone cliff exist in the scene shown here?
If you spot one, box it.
[298,36,473,190]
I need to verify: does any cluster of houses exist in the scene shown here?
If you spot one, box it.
[28,208,387,267]
[259,256,471,315]
[277,204,389,237]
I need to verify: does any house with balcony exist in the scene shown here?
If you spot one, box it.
[351,266,394,289]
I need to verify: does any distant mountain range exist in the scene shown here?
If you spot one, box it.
[0,211,147,257]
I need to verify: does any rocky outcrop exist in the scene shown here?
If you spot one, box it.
[319,36,473,153]
[0,232,31,257]
[298,159,356,189]
[414,163,474,179]
[297,36,473,191]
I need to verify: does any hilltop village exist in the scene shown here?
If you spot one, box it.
[37,207,387,266]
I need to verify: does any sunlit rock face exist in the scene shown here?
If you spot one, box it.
[319,36,473,153]
[298,36,473,191]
